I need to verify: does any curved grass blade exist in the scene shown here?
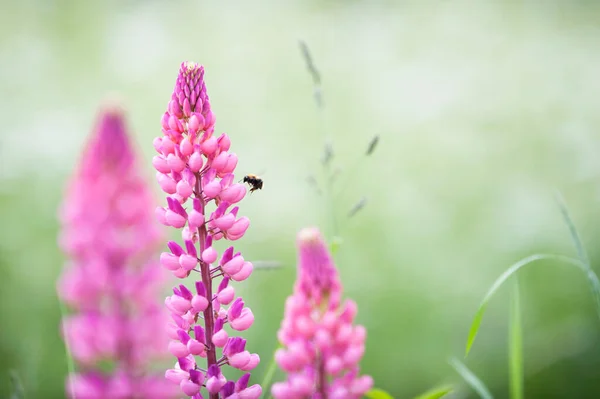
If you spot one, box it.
[555,191,600,321]
[465,253,584,357]
[554,192,589,266]
[298,40,322,109]
[366,135,380,156]
[583,269,600,321]
[348,197,367,218]
[298,40,340,240]
[260,345,282,399]
[365,388,394,399]
[413,385,453,399]
[59,299,76,395]
[509,279,523,399]
[9,370,24,399]
[449,357,493,399]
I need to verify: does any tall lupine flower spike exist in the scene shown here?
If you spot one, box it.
[272,227,373,399]
[57,105,178,399]
[155,62,261,399]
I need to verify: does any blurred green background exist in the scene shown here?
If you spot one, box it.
[2,1,600,398]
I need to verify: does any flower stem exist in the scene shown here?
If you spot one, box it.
[196,175,219,399]
[316,354,327,399]
[323,155,338,240]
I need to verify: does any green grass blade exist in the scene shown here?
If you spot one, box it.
[509,279,524,399]
[449,357,493,399]
[555,192,600,320]
[554,192,589,266]
[260,345,281,399]
[330,236,343,255]
[413,385,453,399]
[9,370,25,399]
[365,388,395,399]
[58,300,76,395]
[583,269,600,320]
[465,253,584,357]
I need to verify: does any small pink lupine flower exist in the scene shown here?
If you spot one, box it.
[57,105,178,399]
[271,227,373,399]
[155,62,260,399]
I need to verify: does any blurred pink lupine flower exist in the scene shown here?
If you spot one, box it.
[154,62,260,399]
[271,227,373,399]
[57,105,178,399]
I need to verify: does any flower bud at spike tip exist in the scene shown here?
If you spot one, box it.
[152,62,259,398]
[58,104,179,399]
[271,227,372,399]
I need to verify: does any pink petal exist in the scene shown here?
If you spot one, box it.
[205,376,223,394]
[165,210,186,228]
[238,384,262,399]
[211,152,229,172]
[228,351,251,369]
[191,294,208,313]
[213,329,229,347]
[167,154,186,173]
[180,380,200,396]
[202,246,218,264]
[166,295,191,314]
[180,138,193,156]
[168,340,190,358]
[165,369,188,385]
[157,173,176,194]
[176,180,193,198]
[187,339,206,356]
[214,213,236,231]
[188,209,205,228]
[152,155,171,173]
[217,286,235,305]
[350,375,373,395]
[231,262,253,282]
[222,256,244,276]
[160,253,180,271]
[179,254,197,271]
[188,152,204,172]
[239,353,260,371]
[203,180,221,198]
[228,217,249,237]
[230,308,254,331]
[200,137,217,156]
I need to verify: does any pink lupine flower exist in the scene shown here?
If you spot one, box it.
[57,105,178,399]
[271,227,373,399]
[155,62,261,399]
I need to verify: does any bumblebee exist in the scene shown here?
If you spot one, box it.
[243,174,263,193]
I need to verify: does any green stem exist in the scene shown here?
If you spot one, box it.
[449,357,493,399]
[509,279,524,399]
[322,151,338,239]
[58,300,76,395]
[260,346,281,399]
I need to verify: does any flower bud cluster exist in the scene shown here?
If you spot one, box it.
[272,228,372,399]
[58,106,177,398]
[154,62,260,399]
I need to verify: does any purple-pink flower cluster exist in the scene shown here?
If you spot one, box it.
[58,106,177,399]
[272,227,373,399]
[153,62,261,399]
